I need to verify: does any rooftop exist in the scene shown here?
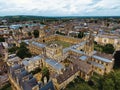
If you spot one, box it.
[40,81,55,90]
[98,34,120,39]
[45,58,64,71]
[79,55,88,61]
[22,56,42,66]
[92,55,112,63]
[8,56,21,62]
[88,61,105,69]
[54,64,79,84]
[70,48,84,55]
[94,52,113,60]
[32,41,46,48]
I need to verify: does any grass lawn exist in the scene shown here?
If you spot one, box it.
[46,40,72,48]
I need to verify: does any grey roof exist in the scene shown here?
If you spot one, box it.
[9,64,39,90]
[32,41,46,48]
[8,54,16,58]
[78,41,86,46]
[23,40,30,45]
[26,77,38,87]
[22,77,38,90]
[88,61,105,69]
[79,56,88,61]
[63,47,71,53]
[19,70,29,77]
[40,81,55,90]
[92,55,112,63]
[93,51,97,54]
[22,56,42,66]
[8,56,20,62]
[71,41,86,49]
[70,48,84,54]
[12,64,22,70]
[45,59,64,70]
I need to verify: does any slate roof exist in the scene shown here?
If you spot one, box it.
[40,81,55,90]
[45,58,64,71]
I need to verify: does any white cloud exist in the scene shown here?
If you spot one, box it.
[0,0,120,16]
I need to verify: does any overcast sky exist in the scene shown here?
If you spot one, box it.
[0,0,120,16]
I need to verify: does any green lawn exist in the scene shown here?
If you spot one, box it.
[46,40,72,48]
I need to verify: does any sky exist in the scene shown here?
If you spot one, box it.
[0,0,120,16]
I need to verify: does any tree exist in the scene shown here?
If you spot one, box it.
[9,31,13,35]
[56,31,59,34]
[94,44,104,52]
[114,70,120,90]
[33,30,39,38]
[19,26,23,32]
[0,37,5,42]
[41,67,49,82]
[103,44,115,54]
[16,42,31,59]
[20,42,27,47]
[25,25,28,28]
[94,41,97,45]
[78,31,85,38]
[114,50,120,69]
[56,31,65,35]
[8,46,19,54]
[115,78,120,90]
[102,78,115,90]
[28,32,32,37]
[107,23,110,27]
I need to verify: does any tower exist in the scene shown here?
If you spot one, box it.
[39,29,45,38]
[84,31,94,56]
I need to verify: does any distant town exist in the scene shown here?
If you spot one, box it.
[0,16,120,90]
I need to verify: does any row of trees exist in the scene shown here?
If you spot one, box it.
[0,37,5,42]
[27,30,39,38]
[94,42,115,54]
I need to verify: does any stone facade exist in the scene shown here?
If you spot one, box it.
[23,34,114,90]
[95,34,120,50]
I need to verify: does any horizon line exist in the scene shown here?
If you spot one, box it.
[0,15,120,17]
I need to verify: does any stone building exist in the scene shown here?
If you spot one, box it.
[45,43,63,61]
[9,64,55,90]
[22,33,114,90]
[95,34,120,50]
[22,56,43,72]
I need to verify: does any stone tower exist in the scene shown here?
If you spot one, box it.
[84,31,94,56]
[39,29,46,38]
